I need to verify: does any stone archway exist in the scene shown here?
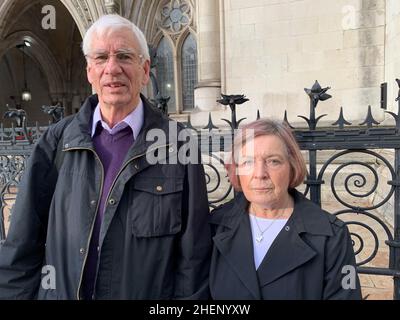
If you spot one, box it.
[0,0,107,40]
[0,0,105,121]
[59,0,108,38]
[0,31,65,100]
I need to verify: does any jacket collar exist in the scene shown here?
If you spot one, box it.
[211,189,333,236]
[62,94,172,158]
[212,208,262,299]
[61,94,98,149]
[211,189,333,297]
[288,189,333,236]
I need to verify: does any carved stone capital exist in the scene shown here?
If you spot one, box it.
[104,0,121,14]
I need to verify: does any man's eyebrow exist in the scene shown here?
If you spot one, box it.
[115,48,136,53]
[91,48,136,54]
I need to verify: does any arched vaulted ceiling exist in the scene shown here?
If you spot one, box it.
[0,0,107,40]
[0,30,65,97]
[0,0,196,50]
[0,0,99,112]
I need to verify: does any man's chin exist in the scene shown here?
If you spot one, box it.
[100,95,130,107]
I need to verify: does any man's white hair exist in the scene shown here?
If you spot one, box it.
[82,14,150,61]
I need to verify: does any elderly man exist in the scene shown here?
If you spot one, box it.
[0,15,211,300]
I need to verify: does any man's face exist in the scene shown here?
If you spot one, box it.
[86,28,150,109]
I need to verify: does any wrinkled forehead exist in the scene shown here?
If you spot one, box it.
[240,134,288,158]
[90,27,139,52]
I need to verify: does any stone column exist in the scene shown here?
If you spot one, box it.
[194,0,222,111]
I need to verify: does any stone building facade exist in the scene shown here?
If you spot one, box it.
[1,0,399,126]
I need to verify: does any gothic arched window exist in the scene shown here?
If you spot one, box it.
[181,33,197,111]
[156,37,176,112]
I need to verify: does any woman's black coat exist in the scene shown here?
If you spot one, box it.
[209,189,362,300]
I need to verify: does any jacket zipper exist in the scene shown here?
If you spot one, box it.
[62,147,105,300]
[67,143,171,300]
[90,143,172,296]
[103,143,172,206]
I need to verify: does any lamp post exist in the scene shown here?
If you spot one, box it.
[17,42,32,102]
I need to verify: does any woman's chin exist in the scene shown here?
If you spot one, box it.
[250,196,277,207]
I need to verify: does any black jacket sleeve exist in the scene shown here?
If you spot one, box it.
[174,160,212,299]
[0,125,60,299]
[323,222,362,300]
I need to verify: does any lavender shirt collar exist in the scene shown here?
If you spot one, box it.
[91,99,144,140]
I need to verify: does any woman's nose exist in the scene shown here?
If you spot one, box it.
[253,161,269,179]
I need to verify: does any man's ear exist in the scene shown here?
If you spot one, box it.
[141,59,151,86]
[86,63,94,85]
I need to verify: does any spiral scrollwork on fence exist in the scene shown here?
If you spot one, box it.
[335,209,394,267]
[202,153,233,209]
[318,150,396,211]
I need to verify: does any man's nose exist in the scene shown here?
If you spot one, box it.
[104,55,122,74]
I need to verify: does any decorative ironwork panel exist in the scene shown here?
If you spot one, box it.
[202,152,233,209]
[0,155,28,244]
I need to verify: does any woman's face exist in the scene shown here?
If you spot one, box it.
[237,135,292,209]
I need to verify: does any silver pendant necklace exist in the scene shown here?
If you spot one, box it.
[252,210,287,243]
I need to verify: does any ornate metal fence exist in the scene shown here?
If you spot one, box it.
[0,124,48,241]
[0,81,399,299]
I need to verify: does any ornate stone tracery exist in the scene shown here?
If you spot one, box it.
[160,0,191,34]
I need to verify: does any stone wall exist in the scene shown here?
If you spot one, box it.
[192,0,387,128]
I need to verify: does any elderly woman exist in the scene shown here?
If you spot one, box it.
[209,119,361,300]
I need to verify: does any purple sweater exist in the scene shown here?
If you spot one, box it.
[82,124,134,299]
